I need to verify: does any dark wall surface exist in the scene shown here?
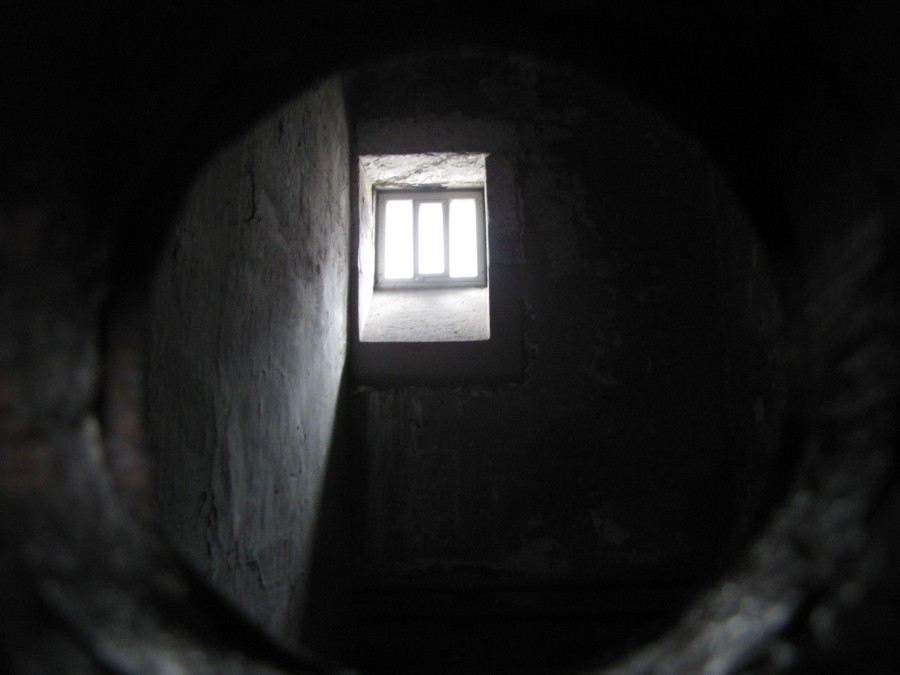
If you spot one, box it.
[349,54,780,583]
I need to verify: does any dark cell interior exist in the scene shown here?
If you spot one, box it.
[148,53,782,673]
[4,5,900,675]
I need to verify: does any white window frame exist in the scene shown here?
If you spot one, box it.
[375,188,487,289]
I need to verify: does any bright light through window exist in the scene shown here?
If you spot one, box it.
[384,200,413,279]
[417,202,445,274]
[449,198,477,278]
[377,189,485,288]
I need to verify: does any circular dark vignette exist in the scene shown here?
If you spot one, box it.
[1,4,899,675]
[150,47,788,672]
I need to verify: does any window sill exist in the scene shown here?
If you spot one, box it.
[351,267,522,385]
[361,287,489,343]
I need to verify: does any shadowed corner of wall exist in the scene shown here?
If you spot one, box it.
[299,362,364,669]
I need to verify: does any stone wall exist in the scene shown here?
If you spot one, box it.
[148,78,350,642]
[349,52,781,586]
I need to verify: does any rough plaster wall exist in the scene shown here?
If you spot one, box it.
[356,165,374,337]
[360,153,486,188]
[148,78,349,642]
[350,54,779,583]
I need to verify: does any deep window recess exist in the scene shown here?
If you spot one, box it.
[377,189,486,289]
[353,151,521,381]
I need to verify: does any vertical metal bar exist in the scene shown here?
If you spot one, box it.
[479,190,487,283]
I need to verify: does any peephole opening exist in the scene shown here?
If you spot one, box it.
[147,48,785,673]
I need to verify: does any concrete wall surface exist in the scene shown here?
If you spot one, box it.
[148,78,350,642]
